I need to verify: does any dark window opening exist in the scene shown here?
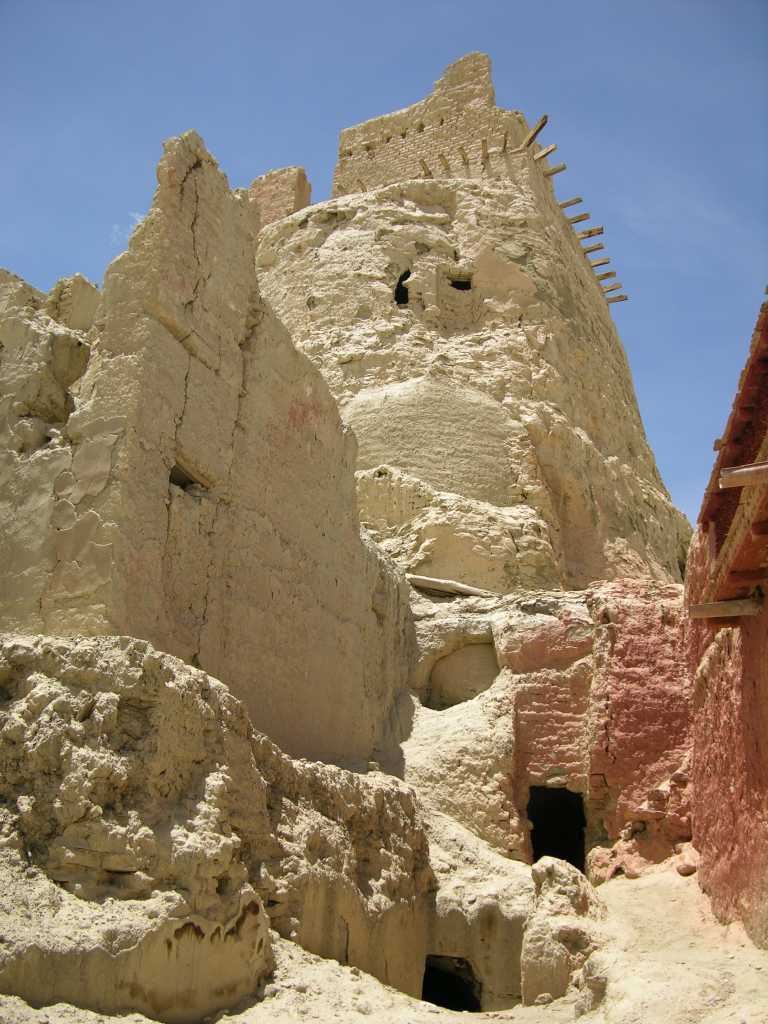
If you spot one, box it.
[527,786,586,872]
[422,956,481,1012]
[449,277,472,291]
[395,270,411,306]
[169,463,207,493]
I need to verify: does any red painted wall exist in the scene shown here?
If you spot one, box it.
[686,528,768,947]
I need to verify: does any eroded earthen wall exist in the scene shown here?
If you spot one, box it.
[258,158,689,591]
[332,53,530,197]
[0,132,414,766]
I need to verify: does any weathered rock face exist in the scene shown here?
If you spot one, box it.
[0,635,433,1018]
[0,132,414,765]
[256,171,689,592]
[392,579,692,878]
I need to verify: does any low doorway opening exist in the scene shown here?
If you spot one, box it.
[527,786,586,872]
[422,955,481,1011]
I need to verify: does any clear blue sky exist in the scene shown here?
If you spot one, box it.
[1,1,766,523]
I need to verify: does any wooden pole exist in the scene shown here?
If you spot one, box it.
[568,212,590,225]
[606,295,628,304]
[689,597,762,619]
[590,257,611,268]
[602,282,623,293]
[533,143,557,161]
[543,163,567,177]
[719,461,768,490]
[582,243,605,255]
[577,226,604,239]
[597,271,616,281]
[522,114,548,148]
[559,197,582,209]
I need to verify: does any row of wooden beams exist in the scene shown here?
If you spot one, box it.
[690,597,763,619]
[719,460,768,490]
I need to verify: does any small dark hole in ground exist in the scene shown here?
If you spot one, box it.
[422,955,481,1011]
[395,270,411,305]
[527,786,586,871]
[449,277,472,291]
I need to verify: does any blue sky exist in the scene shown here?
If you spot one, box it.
[1,0,766,523]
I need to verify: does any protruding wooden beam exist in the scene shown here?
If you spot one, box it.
[533,143,557,161]
[590,257,611,268]
[602,282,623,293]
[729,569,768,583]
[582,242,605,255]
[568,212,590,225]
[689,597,762,619]
[606,295,628,304]
[406,573,493,598]
[577,226,604,239]
[523,114,548,148]
[543,162,567,177]
[438,153,451,172]
[481,138,490,164]
[559,197,582,209]
[719,461,768,490]
[596,271,616,281]
[458,145,469,166]
[419,159,432,177]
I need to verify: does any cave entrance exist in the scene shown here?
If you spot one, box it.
[422,955,481,1011]
[527,786,586,872]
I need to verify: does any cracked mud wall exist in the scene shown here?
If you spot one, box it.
[0,132,414,765]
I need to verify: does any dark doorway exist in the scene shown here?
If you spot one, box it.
[422,955,481,1011]
[394,270,411,305]
[527,786,586,871]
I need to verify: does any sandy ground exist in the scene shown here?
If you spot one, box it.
[1,869,766,1024]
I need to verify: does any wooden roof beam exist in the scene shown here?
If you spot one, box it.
[690,597,763,619]
[719,460,768,490]
[522,114,548,148]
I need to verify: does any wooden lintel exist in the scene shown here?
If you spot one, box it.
[719,461,768,490]
[522,114,548,148]
[577,226,604,239]
[533,143,557,161]
[597,271,616,281]
[543,162,567,177]
[559,197,582,209]
[583,243,605,255]
[689,597,762,619]
[606,295,628,304]
[590,257,611,268]
[729,569,768,583]
[751,520,768,537]
[568,212,590,225]
[602,282,623,293]
[406,573,493,598]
